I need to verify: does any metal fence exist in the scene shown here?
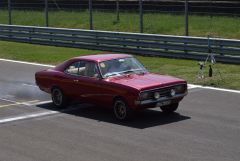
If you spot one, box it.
[0,0,239,37]
[0,24,239,64]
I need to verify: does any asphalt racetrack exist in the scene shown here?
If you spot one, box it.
[0,59,239,161]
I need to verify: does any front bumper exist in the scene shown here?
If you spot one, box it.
[135,92,187,108]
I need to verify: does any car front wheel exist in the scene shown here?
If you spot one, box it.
[113,99,132,121]
[51,87,67,108]
[160,103,179,113]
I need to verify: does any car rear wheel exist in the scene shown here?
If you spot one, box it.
[113,99,132,121]
[51,87,67,108]
[160,103,179,113]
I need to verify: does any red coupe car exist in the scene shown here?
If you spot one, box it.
[35,54,188,120]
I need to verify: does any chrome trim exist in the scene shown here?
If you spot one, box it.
[140,83,187,94]
[138,83,187,99]
[139,92,187,105]
[64,71,100,79]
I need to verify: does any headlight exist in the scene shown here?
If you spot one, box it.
[174,85,186,93]
[140,92,150,100]
[170,89,176,96]
[154,92,160,99]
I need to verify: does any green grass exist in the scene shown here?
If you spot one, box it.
[0,40,97,64]
[0,10,239,39]
[0,10,239,89]
[0,41,239,90]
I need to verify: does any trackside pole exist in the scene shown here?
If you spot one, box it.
[8,0,12,25]
[45,0,49,27]
[116,0,120,22]
[89,0,93,30]
[139,0,143,33]
[185,0,189,36]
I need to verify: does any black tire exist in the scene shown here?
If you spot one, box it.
[113,99,133,121]
[160,103,179,113]
[51,87,67,108]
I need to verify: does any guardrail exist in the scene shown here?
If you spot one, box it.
[0,24,240,64]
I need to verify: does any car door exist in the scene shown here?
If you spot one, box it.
[61,61,84,101]
[80,61,119,108]
[62,60,115,106]
[73,60,102,103]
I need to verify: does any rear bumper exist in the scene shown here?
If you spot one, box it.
[38,85,51,94]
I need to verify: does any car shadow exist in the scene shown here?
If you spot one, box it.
[36,102,191,129]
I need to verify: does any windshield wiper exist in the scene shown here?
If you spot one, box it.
[105,69,146,77]
[137,71,146,74]
[121,69,144,74]
[122,70,135,74]
[104,72,120,78]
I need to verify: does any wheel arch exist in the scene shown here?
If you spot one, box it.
[113,95,127,105]
[51,85,62,92]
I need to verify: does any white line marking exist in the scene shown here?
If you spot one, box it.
[0,58,54,67]
[188,84,201,89]
[4,95,15,99]
[0,98,40,106]
[187,84,240,94]
[0,100,39,108]
[31,100,52,106]
[22,83,38,88]
[199,86,240,94]
[0,58,239,94]
[0,98,18,103]
[0,111,58,124]
[0,105,83,124]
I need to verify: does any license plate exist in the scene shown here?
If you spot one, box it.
[156,100,171,107]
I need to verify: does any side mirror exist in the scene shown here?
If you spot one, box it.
[93,73,102,80]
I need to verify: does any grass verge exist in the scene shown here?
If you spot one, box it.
[0,10,239,39]
[0,41,239,90]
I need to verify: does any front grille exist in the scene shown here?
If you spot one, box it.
[152,87,173,98]
[143,84,187,99]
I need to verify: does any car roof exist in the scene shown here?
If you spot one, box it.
[73,54,132,62]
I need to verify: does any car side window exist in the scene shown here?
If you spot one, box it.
[65,62,80,75]
[78,61,87,76]
[82,61,99,78]
[65,61,99,78]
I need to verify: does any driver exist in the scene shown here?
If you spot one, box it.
[108,59,123,73]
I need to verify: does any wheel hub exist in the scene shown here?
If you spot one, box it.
[53,89,62,105]
[115,101,126,119]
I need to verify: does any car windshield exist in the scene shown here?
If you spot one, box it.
[99,57,147,78]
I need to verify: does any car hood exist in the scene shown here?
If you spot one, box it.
[105,73,186,91]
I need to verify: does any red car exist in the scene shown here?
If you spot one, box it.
[35,54,187,120]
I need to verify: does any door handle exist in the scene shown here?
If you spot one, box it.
[73,80,79,82]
